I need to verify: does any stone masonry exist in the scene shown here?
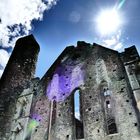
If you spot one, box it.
[0,35,140,140]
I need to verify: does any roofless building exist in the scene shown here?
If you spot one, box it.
[0,35,140,140]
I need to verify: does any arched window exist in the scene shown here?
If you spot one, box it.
[102,86,118,135]
[74,89,84,139]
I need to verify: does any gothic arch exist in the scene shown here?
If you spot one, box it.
[71,87,84,139]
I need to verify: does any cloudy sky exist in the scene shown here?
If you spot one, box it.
[0,0,140,78]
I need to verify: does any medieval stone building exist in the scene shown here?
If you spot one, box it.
[0,35,140,140]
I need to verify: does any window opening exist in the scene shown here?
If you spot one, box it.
[74,90,80,120]
[104,88,111,96]
[74,89,84,139]
[102,87,118,135]
[106,101,111,109]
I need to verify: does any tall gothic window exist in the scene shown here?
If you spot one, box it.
[74,89,84,139]
[103,87,118,135]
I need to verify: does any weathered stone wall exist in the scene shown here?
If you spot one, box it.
[81,44,140,140]
[37,43,140,140]
[0,35,140,140]
[28,42,140,140]
[0,35,40,140]
[9,78,39,140]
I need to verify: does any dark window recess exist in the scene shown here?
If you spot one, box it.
[66,135,69,138]
[19,107,24,117]
[107,118,118,135]
[102,90,118,135]
[126,100,129,102]
[74,89,84,139]
[120,88,124,92]
[75,119,84,139]
[129,113,132,115]
[113,69,116,72]
[134,123,137,126]
[33,91,37,96]
[88,108,91,111]
[119,76,125,80]
[106,101,111,108]
[52,100,57,125]
[106,101,110,105]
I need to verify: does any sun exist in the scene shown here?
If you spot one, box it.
[96,9,121,35]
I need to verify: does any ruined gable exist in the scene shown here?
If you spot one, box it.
[0,35,140,140]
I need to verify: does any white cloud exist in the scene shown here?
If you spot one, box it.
[0,0,57,48]
[102,30,123,50]
[114,42,123,50]
[103,37,117,47]
[0,49,9,68]
[75,112,80,119]
[0,70,3,77]
[0,0,58,77]
[0,49,9,78]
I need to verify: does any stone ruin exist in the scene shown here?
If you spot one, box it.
[0,35,140,140]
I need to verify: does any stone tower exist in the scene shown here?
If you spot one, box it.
[0,36,140,140]
[0,35,40,140]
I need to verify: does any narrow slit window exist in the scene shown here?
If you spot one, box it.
[105,99,118,135]
[104,88,111,96]
[106,101,111,108]
[106,115,118,135]
[74,89,84,139]
[102,86,118,135]
[74,90,80,120]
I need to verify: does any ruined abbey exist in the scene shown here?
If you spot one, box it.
[0,35,140,140]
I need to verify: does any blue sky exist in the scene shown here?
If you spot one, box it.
[0,0,140,78]
[32,0,140,77]
[0,0,140,120]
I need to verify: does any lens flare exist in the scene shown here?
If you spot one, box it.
[25,114,41,139]
[28,119,39,131]
[117,0,126,10]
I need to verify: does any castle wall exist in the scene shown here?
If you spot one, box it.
[0,35,140,140]
[9,78,39,140]
[0,35,40,140]
[28,42,140,140]
[121,46,140,112]
[81,45,140,140]
[26,46,76,140]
